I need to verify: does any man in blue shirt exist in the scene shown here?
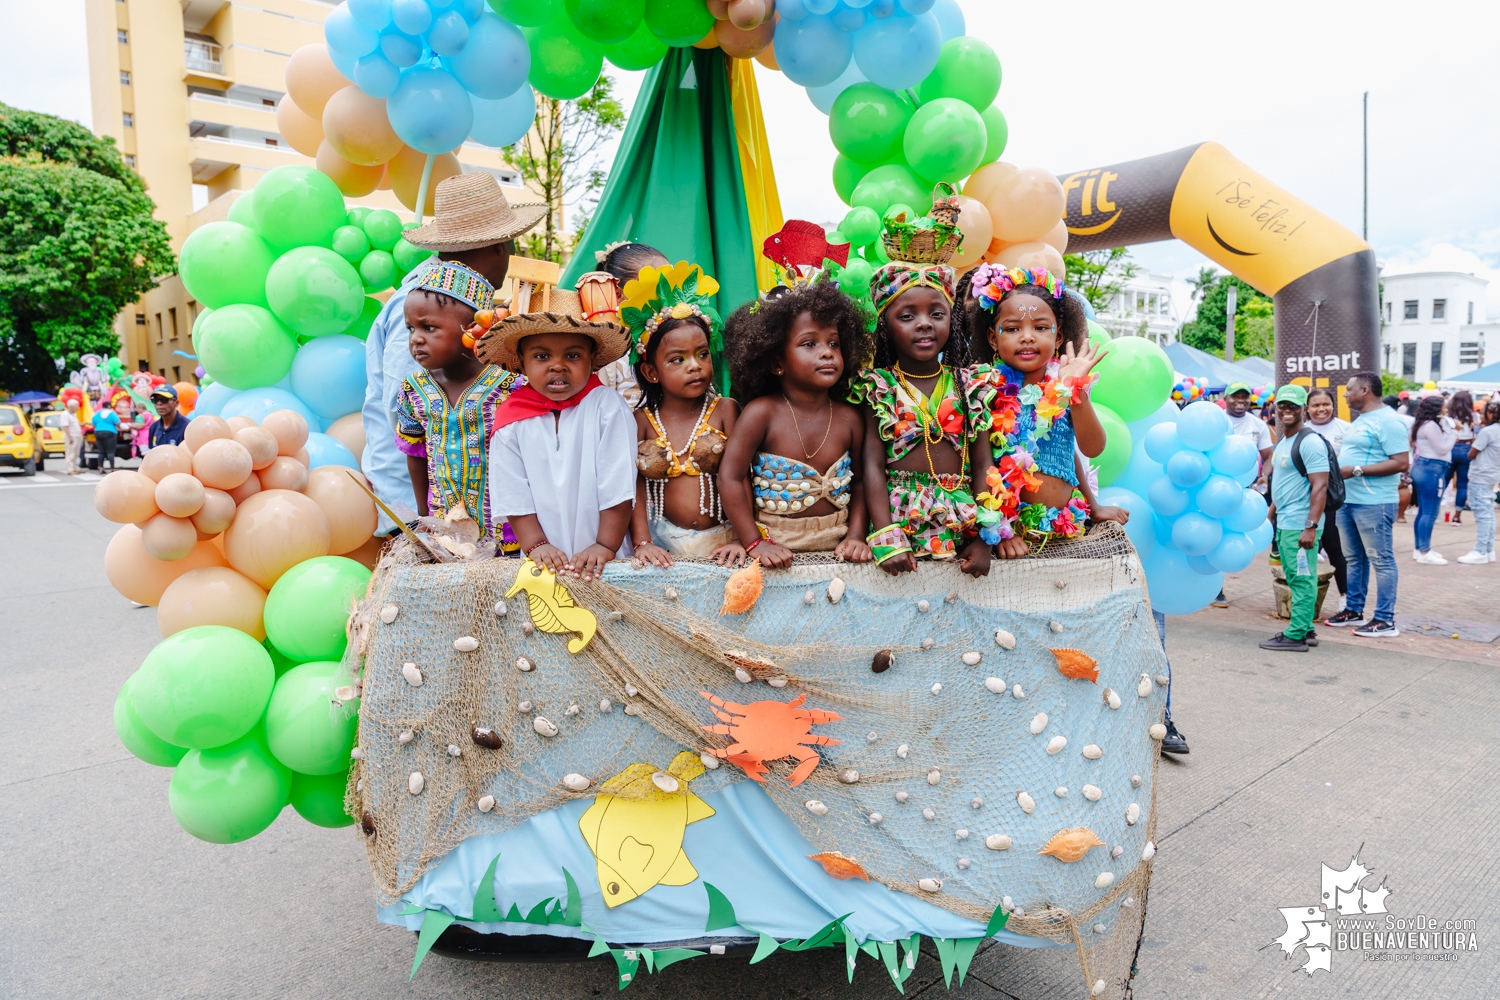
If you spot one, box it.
[1261,384,1329,651]
[90,401,120,471]
[147,385,189,448]
[1324,372,1409,638]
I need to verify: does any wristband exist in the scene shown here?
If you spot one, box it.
[523,538,550,556]
[866,524,913,565]
[744,537,768,555]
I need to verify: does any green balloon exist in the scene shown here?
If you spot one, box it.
[340,295,384,342]
[359,250,398,292]
[169,725,291,844]
[265,661,360,775]
[830,84,915,165]
[290,769,355,828]
[393,236,436,277]
[362,208,404,251]
[602,19,668,70]
[227,190,256,226]
[1091,335,1175,423]
[195,303,298,389]
[345,205,373,228]
[836,256,874,297]
[863,238,891,266]
[331,224,371,263]
[250,165,348,252]
[841,206,881,247]
[833,154,874,206]
[851,163,929,217]
[133,625,275,750]
[263,556,372,662]
[643,0,714,46]
[566,0,643,44]
[523,14,604,100]
[883,202,915,223]
[489,0,560,27]
[979,105,1008,164]
[263,637,302,677]
[1087,320,1110,349]
[903,97,987,183]
[179,222,276,309]
[1091,403,1132,487]
[115,675,188,767]
[265,246,365,339]
[917,37,1002,111]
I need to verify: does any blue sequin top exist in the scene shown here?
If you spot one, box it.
[1035,408,1078,485]
[752,452,853,515]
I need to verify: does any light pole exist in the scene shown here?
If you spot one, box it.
[1225,284,1238,363]
[1363,91,1369,243]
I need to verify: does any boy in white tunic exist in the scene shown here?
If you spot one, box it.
[482,289,636,581]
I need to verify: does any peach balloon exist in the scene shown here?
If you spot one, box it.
[104,525,227,605]
[192,437,254,491]
[754,40,778,70]
[323,87,402,167]
[1040,218,1069,254]
[388,146,462,215]
[343,531,385,570]
[139,444,193,483]
[276,94,325,158]
[988,167,1066,244]
[714,17,773,57]
[375,163,392,191]
[224,489,332,589]
[317,141,384,198]
[227,471,263,505]
[94,470,161,524]
[962,162,1018,211]
[140,513,199,561]
[727,0,769,29]
[692,27,720,49]
[323,413,365,466]
[259,455,309,492]
[225,416,255,433]
[154,472,206,518]
[262,409,311,457]
[304,466,378,554]
[293,448,311,467]
[235,426,280,471]
[191,488,237,535]
[284,44,347,119]
[184,414,232,452]
[949,194,996,270]
[157,566,268,640]
[996,241,1066,279]
[707,0,730,16]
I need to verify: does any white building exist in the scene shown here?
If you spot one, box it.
[1096,273,1180,345]
[1379,271,1498,381]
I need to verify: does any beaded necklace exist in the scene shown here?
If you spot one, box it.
[644,394,721,523]
[891,362,966,477]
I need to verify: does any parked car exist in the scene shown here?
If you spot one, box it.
[31,411,69,462]
[0,403,41,474]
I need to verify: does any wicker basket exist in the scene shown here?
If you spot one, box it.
[880,182,962,264]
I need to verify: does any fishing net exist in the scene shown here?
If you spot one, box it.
[346,521,1165,998]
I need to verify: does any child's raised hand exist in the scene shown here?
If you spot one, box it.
[879,551,917,576]
[1057,338,1107,384]
[754,540,795,570]
[993,536,1030,560]
[567,544,615,582]
[1091,504,1129,526]
[711,541,748,567]
[958,536,992,577]
[834,536,872,563]
[632,542,674,569]
[530,543,570,577]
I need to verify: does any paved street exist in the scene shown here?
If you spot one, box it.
[4,483,1497,999]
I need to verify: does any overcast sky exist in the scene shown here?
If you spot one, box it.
[6,0,1498,316]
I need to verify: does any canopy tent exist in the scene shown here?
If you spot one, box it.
[1438,360,1500,393]
[1164,342,1272,392]
[1232,355,1275,382]
[7,390,58,404]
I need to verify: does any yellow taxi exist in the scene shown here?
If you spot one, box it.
[32,410,70,461]
[0,403,41,474]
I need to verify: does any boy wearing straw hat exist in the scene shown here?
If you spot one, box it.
[361,172,546,534]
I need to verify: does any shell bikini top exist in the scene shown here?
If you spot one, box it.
[752,452,854,514]
[636,396,727,480]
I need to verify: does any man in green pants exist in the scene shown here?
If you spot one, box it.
[1261,383,1331,652]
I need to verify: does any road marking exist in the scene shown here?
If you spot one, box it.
[0,470,104,487]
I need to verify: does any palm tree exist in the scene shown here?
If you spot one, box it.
[1187,266,1219,302]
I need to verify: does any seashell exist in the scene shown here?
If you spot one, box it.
[1082,784,1102,801]
[985,834,1012,851]
[398,730,414,744]
[1082,744,1103,760]
[709,945,725,955]
[565,703,580,716]
[625,683,638,697]
[335,685,358,702]
[471,726,502,749]
[699,751,720,770]
[1013,906,1026,917]
[1095,872,1115,889]
[1125,802,1141,826]
[447,744,462,758]
[1017,791,1036,813]
[1131,774,1142,788]
[1142,841,1156,861]
[1111,845,1123,858]
[478,795,495,813]
[807,851,870,881]
[651,771,680,793]
[492,600,507,617]
[961,651,982,666]
[838,769,860,784]
[766,677,788,688]
[605,610,623,622]
[897,744,909,759]
[1055,786,1068,797]
[803,589,816,605]
[805,800,828,816]
[1038,826,1105,862]
[350,746,363,760]
[518,700,533,713]
[402,662,423,686]
[356,779,364,792]
[1103,687,1121,710]
[868,813,883,826]
[930,682,943,694]
[984,677,1006,694]
[957,858,971,870]
[454,635,478,652]
[515,656,534,672]
[1029,712,1048,735]
[734,667,753,684]
[994,629,1016,649]
[1046,735,1067,755]
[1093,979,1107,997]
[827,577,845,604]
[380,604,399,624]
[408,772,425,795]
[921,637,935,650]
[954,829,969,840]
[867,731,879,743]
[971,797,984,809]
[521,621,535,635]
[623,704,642,716]
[1149,723,1167,741]
[894,791,909,803]
[917,599,930,613]
[1050,621,1064,633]
[1002,895,1013,912]
[1093,924,1107,935]
[918,878,943,893]
[1138,674,1153,698]
[945,590,958,603]
[665,586,680,601]
[599,698,612,712]
[720,561,764,614]
[1051,648,1099,683]
[1156,674,1170,688]
[532,716,559,737]
[1054,579,1068,590]
[1123,897,1135,909]
[361,810,376,836]
[923,808,936,820]
[871,649,895,673]
[1013,684,1025,699]
[927,768,941,786]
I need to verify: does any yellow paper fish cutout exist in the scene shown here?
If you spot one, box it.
[577,751,715,908]
[505,558,597,653]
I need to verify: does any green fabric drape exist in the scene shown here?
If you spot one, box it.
[562,48,759,321]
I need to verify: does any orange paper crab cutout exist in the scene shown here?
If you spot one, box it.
[807,851,870,881]
[699,691,842,785]
[1051,648,1099,683]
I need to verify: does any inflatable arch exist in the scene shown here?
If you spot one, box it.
[1057,143,1378,416]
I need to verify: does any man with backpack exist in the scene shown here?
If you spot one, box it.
[1261,384,1336,651]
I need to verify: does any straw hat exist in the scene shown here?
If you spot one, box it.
[403,172,547,252]
[477,289,630,373]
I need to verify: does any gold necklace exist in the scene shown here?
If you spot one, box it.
[892,362,947,446]
[784,395,834,461]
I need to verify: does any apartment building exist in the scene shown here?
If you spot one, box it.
[1094,273,1181,345]
[1379,271,1497,382]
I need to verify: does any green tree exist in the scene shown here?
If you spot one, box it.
[0,103,174,392]
[1186,265,1219,303]
[505,77,626,263]
[1179,274,1271,356]
[1061,247,1139,313]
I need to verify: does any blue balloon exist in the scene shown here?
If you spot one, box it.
[427,10,470,56]
[1207,530,1257,574]
[831,5,866,31]
[806,60,866,114]
[1195,474,1245,519]
[1097,486,1155,559]
[777,0,809,20]
[845,0,873,6]
[193,381,239,418]
[1185,553,1217,575]
[1172,511,1223,556]
[354,52,401,97]
[455,0,485,20]
[1127,398,1179,440]
[1143,546,1222,616]
[388,67,473,154]
[380,27,424,66]
[469,85,536,147]
[1152,513,1180,549]
[898,0,935,12]
[1143,422,1182,464]
[448,13,529,99]
[1113,436,1164,499]
[853,11,941,90]
[774,15,852,88]
[1225,489,1268,533]
[304,432,360,470]
[805,0,837,12]
[1209,433,1258,477]
[929,0,964,39]
[349,0,392,30]
[1147,476,1191,517]
[391,0,432,35]
[868,0,896,16]
[289,335,367,422]
[220,387,323,432]
[327,43,358,81]
[1246,518,1274,553]
[1234,464,1259,487]
[325,2,381,57]
[1177,400,1230,452]
[1166,449,1211,488]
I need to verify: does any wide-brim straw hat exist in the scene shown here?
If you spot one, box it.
[476,289,630,373]
[403,172,547,252]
